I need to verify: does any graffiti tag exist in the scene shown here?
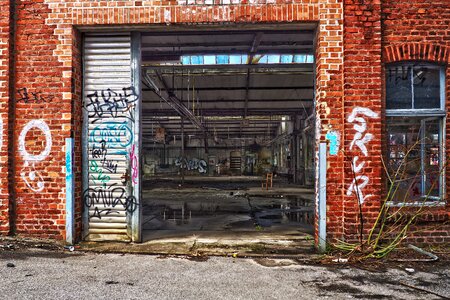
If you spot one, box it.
[175,157,207,174]
[83,185,139,219]
[84,86,138,123]
[89,121,133,150]
[130,144,138,185]
[346,107,378,204]
[17,88,54,104]
[18,120,52,192]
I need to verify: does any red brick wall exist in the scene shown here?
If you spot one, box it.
[13,0,71,239]
[342,1,382,242]
[381,0,450,243]
[0,0,447,246]
[71,27,83,240]
[314,0,345,243]
[0,0,11,234]
[3,0,329,242]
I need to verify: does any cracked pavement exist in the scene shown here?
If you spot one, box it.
[0,247,449,300]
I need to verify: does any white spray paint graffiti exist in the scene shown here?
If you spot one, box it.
[18,120,52,192]
[164,8,171,23]
[346,107,378,204]
[175,157,208,174]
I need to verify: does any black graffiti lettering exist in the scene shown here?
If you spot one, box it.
[84,86,138,123]
[89,140,118,174]
[91,207,121,219]
[17,87,54,103]
[122,86,139,102]
[83,186,139,219]
[90,140,107,159]
[102,160,118,174]
[17,88,29,102]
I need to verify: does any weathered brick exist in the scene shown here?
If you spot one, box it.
[0,0,447,247]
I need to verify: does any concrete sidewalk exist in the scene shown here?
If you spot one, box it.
[0,247,448,300]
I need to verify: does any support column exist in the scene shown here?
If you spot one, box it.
[315,0,345,245]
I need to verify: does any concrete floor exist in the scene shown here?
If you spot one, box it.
[141,176,315,253]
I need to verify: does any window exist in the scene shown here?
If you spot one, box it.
[180,54,314,65]
[385,63,445,204]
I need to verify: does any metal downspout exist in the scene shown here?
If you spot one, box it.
[7,0,17,235]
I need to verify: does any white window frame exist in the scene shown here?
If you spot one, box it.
[385,63,446,207]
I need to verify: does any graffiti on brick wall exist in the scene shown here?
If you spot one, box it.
[346,107,378,205]
[84,86,139,220]
[84,86,138,124]
[175,157,208,174]
[17,88,54,104]
[18,120,52,192]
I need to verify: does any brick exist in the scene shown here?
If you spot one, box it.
[0,0,447,247]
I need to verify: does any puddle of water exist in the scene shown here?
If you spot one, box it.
[143,194,314,231]
[251,195,314,226]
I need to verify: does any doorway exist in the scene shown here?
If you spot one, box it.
[138,27,317,252]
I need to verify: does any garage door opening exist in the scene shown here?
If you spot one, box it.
[139,27,317,251]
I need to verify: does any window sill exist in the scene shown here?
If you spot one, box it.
[386,201,446,207]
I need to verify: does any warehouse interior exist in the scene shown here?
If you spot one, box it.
[139,27,317,245]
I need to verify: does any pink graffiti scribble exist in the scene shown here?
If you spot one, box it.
[130,144,138,185]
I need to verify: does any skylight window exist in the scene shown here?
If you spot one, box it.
[180,54,314,65]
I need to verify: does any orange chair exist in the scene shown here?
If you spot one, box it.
[262,173,273,190]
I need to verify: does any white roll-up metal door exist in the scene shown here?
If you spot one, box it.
[82,33,140,242]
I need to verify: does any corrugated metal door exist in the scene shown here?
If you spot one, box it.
[82,33,141,242]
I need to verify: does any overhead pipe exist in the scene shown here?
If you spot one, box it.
[146,70,208,133]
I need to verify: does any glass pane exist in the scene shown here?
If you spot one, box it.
[386,117,442,202]
[190,55,203,65]
[181,56,190,65]
[423,119,441,198]
[203,55,215,65]
[386,117,422,202]
[386,66,412,109]
[294,55,306,63]
[229,55,241,64]
[281,55,293,63]
[267,55,280,64]
[258,55,268,64]
[413,66,441,109]
[216,55,229,64]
